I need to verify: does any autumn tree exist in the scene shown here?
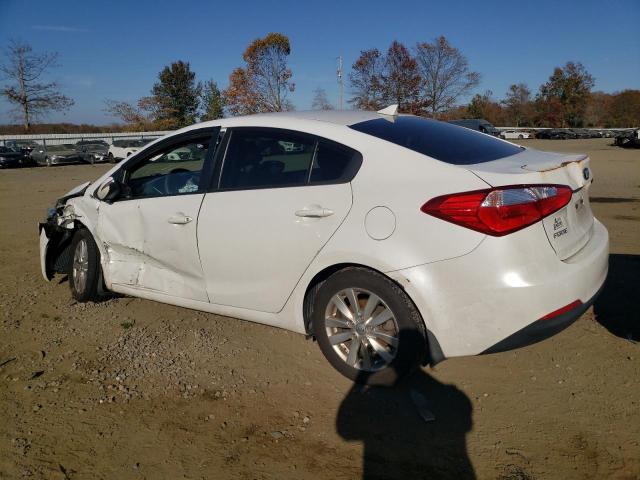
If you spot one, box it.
[0,39,74,131]
[103,97,159,131]
[349,41,423,113]
[607,90,640,127]
[381,41,422,113]
[536,62,594,127]
[502,83,533,126]
[414,36,480,117]
[349,48,385,110]
[311,87,333,110]
[201,80,224,121]
[224,33,295,115]
[151,60,201,129]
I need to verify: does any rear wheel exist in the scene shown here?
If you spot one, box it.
[45,157,51,167]
[69,229,102,302]
[312,268,427,386]
[107,152,115,163]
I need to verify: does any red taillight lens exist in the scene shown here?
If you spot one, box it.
[541,300,582,320]
[421,185,572,236]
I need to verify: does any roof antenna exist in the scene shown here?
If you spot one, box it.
[377,104,399,116]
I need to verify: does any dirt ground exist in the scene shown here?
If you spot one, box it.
[1,138,638,480]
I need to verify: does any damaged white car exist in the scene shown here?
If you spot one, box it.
[39,109,609,385]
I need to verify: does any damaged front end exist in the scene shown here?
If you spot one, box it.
[38,182,91,281]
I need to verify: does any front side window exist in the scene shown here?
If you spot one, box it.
[124,137,210,199]
[220,129,316,189]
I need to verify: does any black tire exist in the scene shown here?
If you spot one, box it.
[107,152,115,164]
[45,157,51,167]
[312,267,427,386]
[69,229,102,302]
[518,134,524,139]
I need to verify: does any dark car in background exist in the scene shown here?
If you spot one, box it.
[536,129,576,140]
[76,142,109,163]
[447,119,501,136]
[31,144,85,166]
[0,146,31,168]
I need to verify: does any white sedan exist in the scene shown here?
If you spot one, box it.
[39,108,609,385]
[500,129,531,139]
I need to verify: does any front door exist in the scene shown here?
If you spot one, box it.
[98,128,219,301]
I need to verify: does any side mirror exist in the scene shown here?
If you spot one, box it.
[95,177,121,203]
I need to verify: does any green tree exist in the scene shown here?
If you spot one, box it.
[151,60,201,129]
[537,62,594,127]
[201,80,224,121]
[224,33,294,115]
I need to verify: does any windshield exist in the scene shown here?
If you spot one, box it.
[0,146,17,153]
[48,144,75,152]
[349,116,522,165]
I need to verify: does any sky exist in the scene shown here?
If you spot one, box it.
[0,0,639,125]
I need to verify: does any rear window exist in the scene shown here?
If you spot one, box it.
[349,116,522,165]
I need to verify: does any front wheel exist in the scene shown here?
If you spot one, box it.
[312,268,427,386]
[69,229,102,302]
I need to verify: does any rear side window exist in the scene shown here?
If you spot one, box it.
[219,128,362,190]
[350,116,522,165]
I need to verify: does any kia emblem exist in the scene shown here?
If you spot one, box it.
[583,168,590,181]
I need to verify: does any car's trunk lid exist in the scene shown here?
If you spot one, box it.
[467,148,594,260]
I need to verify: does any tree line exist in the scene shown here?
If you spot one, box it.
[1,35,638,132]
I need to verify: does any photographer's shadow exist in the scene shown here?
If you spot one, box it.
[336,331,475,480]
[594,254,640,341]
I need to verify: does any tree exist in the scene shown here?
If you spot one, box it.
[103,97,158,131]
[607,90,640,127]
[224,32,295,115]
[348,48,386,110]
[381,41,422,114]
[150,60,201,129]
[311,87,333,110]
[537,62,594,127]
[502,83,532,126]
[414,36,480,117]
[349,42,423,113]
[0,39,74,131]
[201,80,224,121]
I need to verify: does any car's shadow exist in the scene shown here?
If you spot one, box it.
[336,331,475,479]
[594,254,640,342]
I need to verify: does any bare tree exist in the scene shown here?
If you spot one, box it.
[415,36,480,117]
[311,87,334,110]
[0,40,74,131]
[103,97,158,131]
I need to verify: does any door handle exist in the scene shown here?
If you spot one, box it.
[295,207,334,218]
[167,214,193,224]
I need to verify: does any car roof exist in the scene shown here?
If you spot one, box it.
[181,110,382,134]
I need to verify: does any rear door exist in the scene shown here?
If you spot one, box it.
[197,128,360,313]
[467,149,595,259]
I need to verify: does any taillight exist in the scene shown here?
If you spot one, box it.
[421,185,572,236]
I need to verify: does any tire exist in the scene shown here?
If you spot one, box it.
[69,229,102,302]
[312,267,427,386]
[107,152,115,164]
[518,134,524,139]
[45,157,51,167]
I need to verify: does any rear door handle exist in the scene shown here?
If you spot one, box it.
[167,214,193,224]
[295,207,334,218]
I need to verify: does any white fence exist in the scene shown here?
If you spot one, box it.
[0,131,172,147]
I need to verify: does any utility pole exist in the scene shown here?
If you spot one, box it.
[337,56,343,110]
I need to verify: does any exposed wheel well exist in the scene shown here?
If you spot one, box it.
[302,263,444,365]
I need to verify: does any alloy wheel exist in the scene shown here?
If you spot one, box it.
[72,239,89,293]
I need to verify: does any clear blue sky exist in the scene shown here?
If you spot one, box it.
[1,0,639,125]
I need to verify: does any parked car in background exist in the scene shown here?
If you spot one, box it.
[107,139,153,163]
[5,140,40,157]
[499,130,531,140]
[447,119,500,136]
[31,144,84,166]
[76,142,109,163]
[536,129,576,140]
[39,109,608,385]
[0,146,31,168]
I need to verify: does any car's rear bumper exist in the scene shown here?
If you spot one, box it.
[389,219,609,360]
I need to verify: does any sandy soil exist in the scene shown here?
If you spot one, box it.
[1,138,638,479]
